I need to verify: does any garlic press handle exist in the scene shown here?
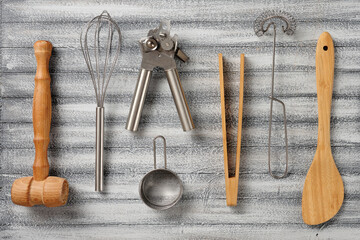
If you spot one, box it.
[165,68,194,131]
[126,68,152,131]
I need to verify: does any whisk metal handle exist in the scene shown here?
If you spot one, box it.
[95,107,104,192]
[165,68,195,131]
[126,69,152,131]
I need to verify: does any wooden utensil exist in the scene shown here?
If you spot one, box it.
[11,40,69,207]
[218,53,245,206]
[302,32,344,225]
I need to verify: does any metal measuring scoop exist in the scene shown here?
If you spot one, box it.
[139,136,183,210]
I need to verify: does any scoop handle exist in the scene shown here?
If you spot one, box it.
[316,32,334,147]
[32,40,53,181]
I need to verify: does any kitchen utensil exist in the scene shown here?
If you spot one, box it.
[254,10,296,179]
[80,10,121,192]
[218,53,245,206]
[302,32,344,225]
[11,40,69,207]
[139,136,183,210]
[126,20,194,132]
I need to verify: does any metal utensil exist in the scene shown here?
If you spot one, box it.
[80,10,121,191]
[126,20,194,132]
[254,10,296,179]
[139,136,183,210]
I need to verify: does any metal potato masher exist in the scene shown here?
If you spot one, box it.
[126,21,194,132]
[254,10,296,179]
[139,136,183,210]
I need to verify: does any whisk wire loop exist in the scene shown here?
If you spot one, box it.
[80,10,121,107]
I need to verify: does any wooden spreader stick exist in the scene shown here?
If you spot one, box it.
[11,40,69,207]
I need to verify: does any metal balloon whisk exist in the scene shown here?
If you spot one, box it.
[254,10,296,179]
[80,10,121,191]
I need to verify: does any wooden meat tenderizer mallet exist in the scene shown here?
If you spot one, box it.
[11,40,69,207]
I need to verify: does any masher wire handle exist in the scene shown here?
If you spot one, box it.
[268,97,289,179]
[126,68,152,131]
[268,24,289,179]
[165,68,195,132]
[153,136,167,169]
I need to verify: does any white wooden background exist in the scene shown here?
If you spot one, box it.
[1,0,360,239]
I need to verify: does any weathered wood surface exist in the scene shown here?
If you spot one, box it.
[1,0,360,239]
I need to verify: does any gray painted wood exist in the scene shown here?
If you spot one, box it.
[1,0,360,239]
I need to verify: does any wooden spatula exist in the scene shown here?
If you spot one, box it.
[302,32,344,225]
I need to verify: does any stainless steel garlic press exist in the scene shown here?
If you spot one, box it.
[126,21,194,132]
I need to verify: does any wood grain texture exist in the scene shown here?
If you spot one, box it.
[1,0,360,239]
[11,40,69,208]
[32,40,52,181]
[302,32,344,225]
[219,53,245,206]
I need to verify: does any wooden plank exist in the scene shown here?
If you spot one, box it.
[1,145,359,175]
[2,46,360,74]
[3,0,360,24]
[1,95,359,123]
[2,121,360,149]
[1,184,359,225]
[2,21,360,48]
[2,71,360,98]
[1,224,360,240]
[2,158,360,198]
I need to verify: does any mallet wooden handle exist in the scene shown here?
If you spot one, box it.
[33,40,52,181]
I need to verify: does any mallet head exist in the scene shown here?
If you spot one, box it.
[11,176,69,207]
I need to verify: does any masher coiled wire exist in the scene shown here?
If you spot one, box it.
[80,10,121,191]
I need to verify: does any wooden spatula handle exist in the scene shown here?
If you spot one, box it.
[32,40,53,181]
[316,32,334,147]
